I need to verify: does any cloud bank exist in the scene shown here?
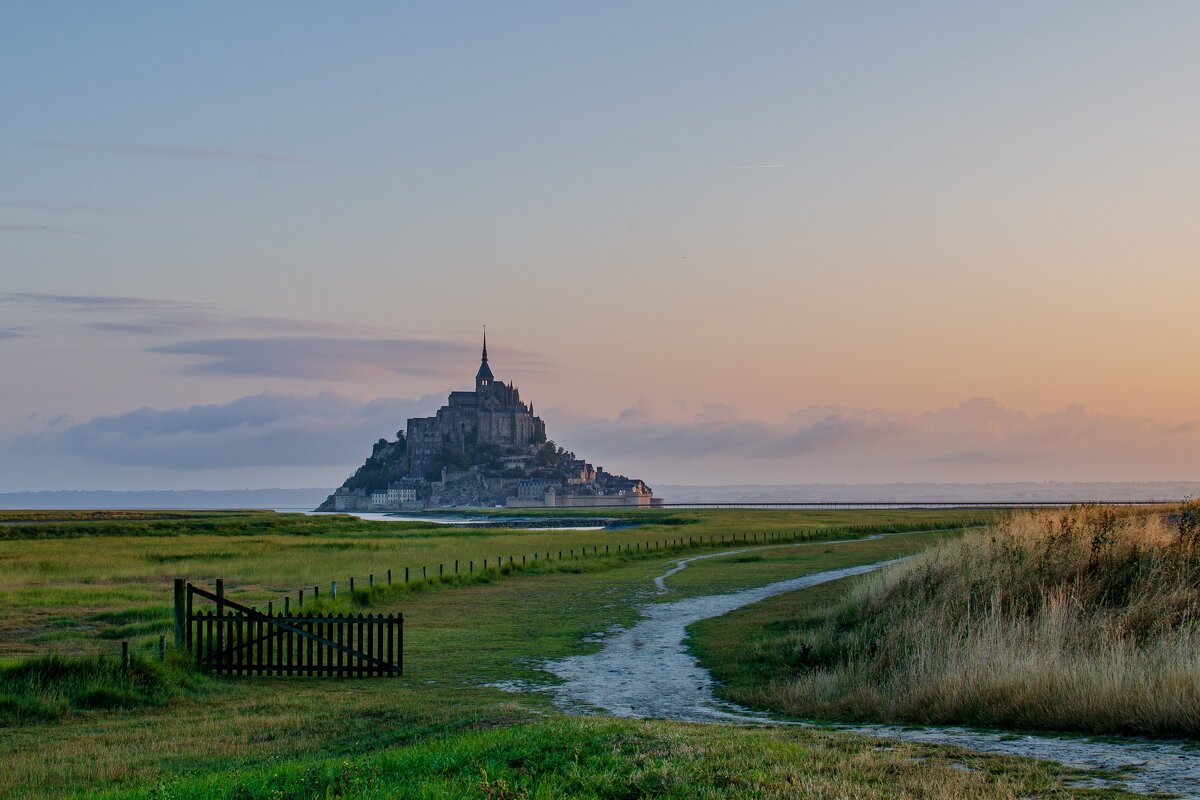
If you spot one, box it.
[555,397,1200,484]
[2,395,1197,490]
[5,392,440,475]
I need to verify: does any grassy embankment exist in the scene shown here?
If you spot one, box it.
[0,509,1123,800]
[692,504,1200,737]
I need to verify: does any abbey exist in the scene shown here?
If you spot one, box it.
[318,335,656,511]
[405,334,546,478]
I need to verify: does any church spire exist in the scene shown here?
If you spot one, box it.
[475,325,494,389]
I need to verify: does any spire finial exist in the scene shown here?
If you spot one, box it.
[482,325,488,363]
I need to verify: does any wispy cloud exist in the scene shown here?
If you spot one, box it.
[0,224,50,232]
[148,337,550,381]
[0,328,26,340]
[39,141,310,165]
[0,201,120,215]
[1,293,400,341]
[0,292,206,311]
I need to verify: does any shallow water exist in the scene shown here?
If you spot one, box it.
[304,510,608,530]
[503,544,1200,798]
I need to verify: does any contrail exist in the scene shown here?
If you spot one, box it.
[720,163,787,170]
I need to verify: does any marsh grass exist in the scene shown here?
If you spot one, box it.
[0,653,202,724]
[699,504,1200,736]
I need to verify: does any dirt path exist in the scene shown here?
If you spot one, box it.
[503,543,1200,798]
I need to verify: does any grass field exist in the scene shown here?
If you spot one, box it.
[0,507,1130,800]
[690,504,1200,737]
[0,508,988,660]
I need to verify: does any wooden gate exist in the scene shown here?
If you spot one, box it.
[173,579,402,677]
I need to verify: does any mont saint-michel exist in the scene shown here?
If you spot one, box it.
[318,335,657,511]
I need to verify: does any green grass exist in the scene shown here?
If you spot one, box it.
[84,717,1128,800]
[0,653,202,725]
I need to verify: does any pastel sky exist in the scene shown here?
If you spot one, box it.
[2,3,1199,490]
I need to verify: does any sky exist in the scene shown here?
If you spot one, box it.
[2,2,1199,490]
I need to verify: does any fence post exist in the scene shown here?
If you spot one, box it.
[284,596,290,614]
[216,578,225,671]
[173,578,185,649]
[332,581,337,598]
[455,560,459,574]
[422,566,427,580]
[369,574,374,588]
[350,577,355,593]
[299,588,304,607]
[314,585,319,600]
[387,569,392,585]
[121,641,130,670]
[159,634,165,662]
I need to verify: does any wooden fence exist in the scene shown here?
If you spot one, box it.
[175,580,402,677]
[228,523,989,626]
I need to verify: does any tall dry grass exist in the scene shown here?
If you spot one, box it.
[753,504,1200,736]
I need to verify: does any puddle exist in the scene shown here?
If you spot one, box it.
[500,543,1200,798]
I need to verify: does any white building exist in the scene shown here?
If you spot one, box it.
[387,485,417,504]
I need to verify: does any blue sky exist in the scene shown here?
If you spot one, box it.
[3,3,1200,489]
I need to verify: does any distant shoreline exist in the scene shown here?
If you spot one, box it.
[1,481,1197,510]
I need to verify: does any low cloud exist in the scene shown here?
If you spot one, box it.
[4,394,1198,489]
[5,392,441,472]
[554,397,1200,483]
[0,328,25,339]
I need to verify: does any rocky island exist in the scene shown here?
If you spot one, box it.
[317,334,657,511]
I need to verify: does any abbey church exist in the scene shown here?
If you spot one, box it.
[318,335,656,511]
[405,334,546,478]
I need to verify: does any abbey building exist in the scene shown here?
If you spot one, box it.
[318,335,656,511]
